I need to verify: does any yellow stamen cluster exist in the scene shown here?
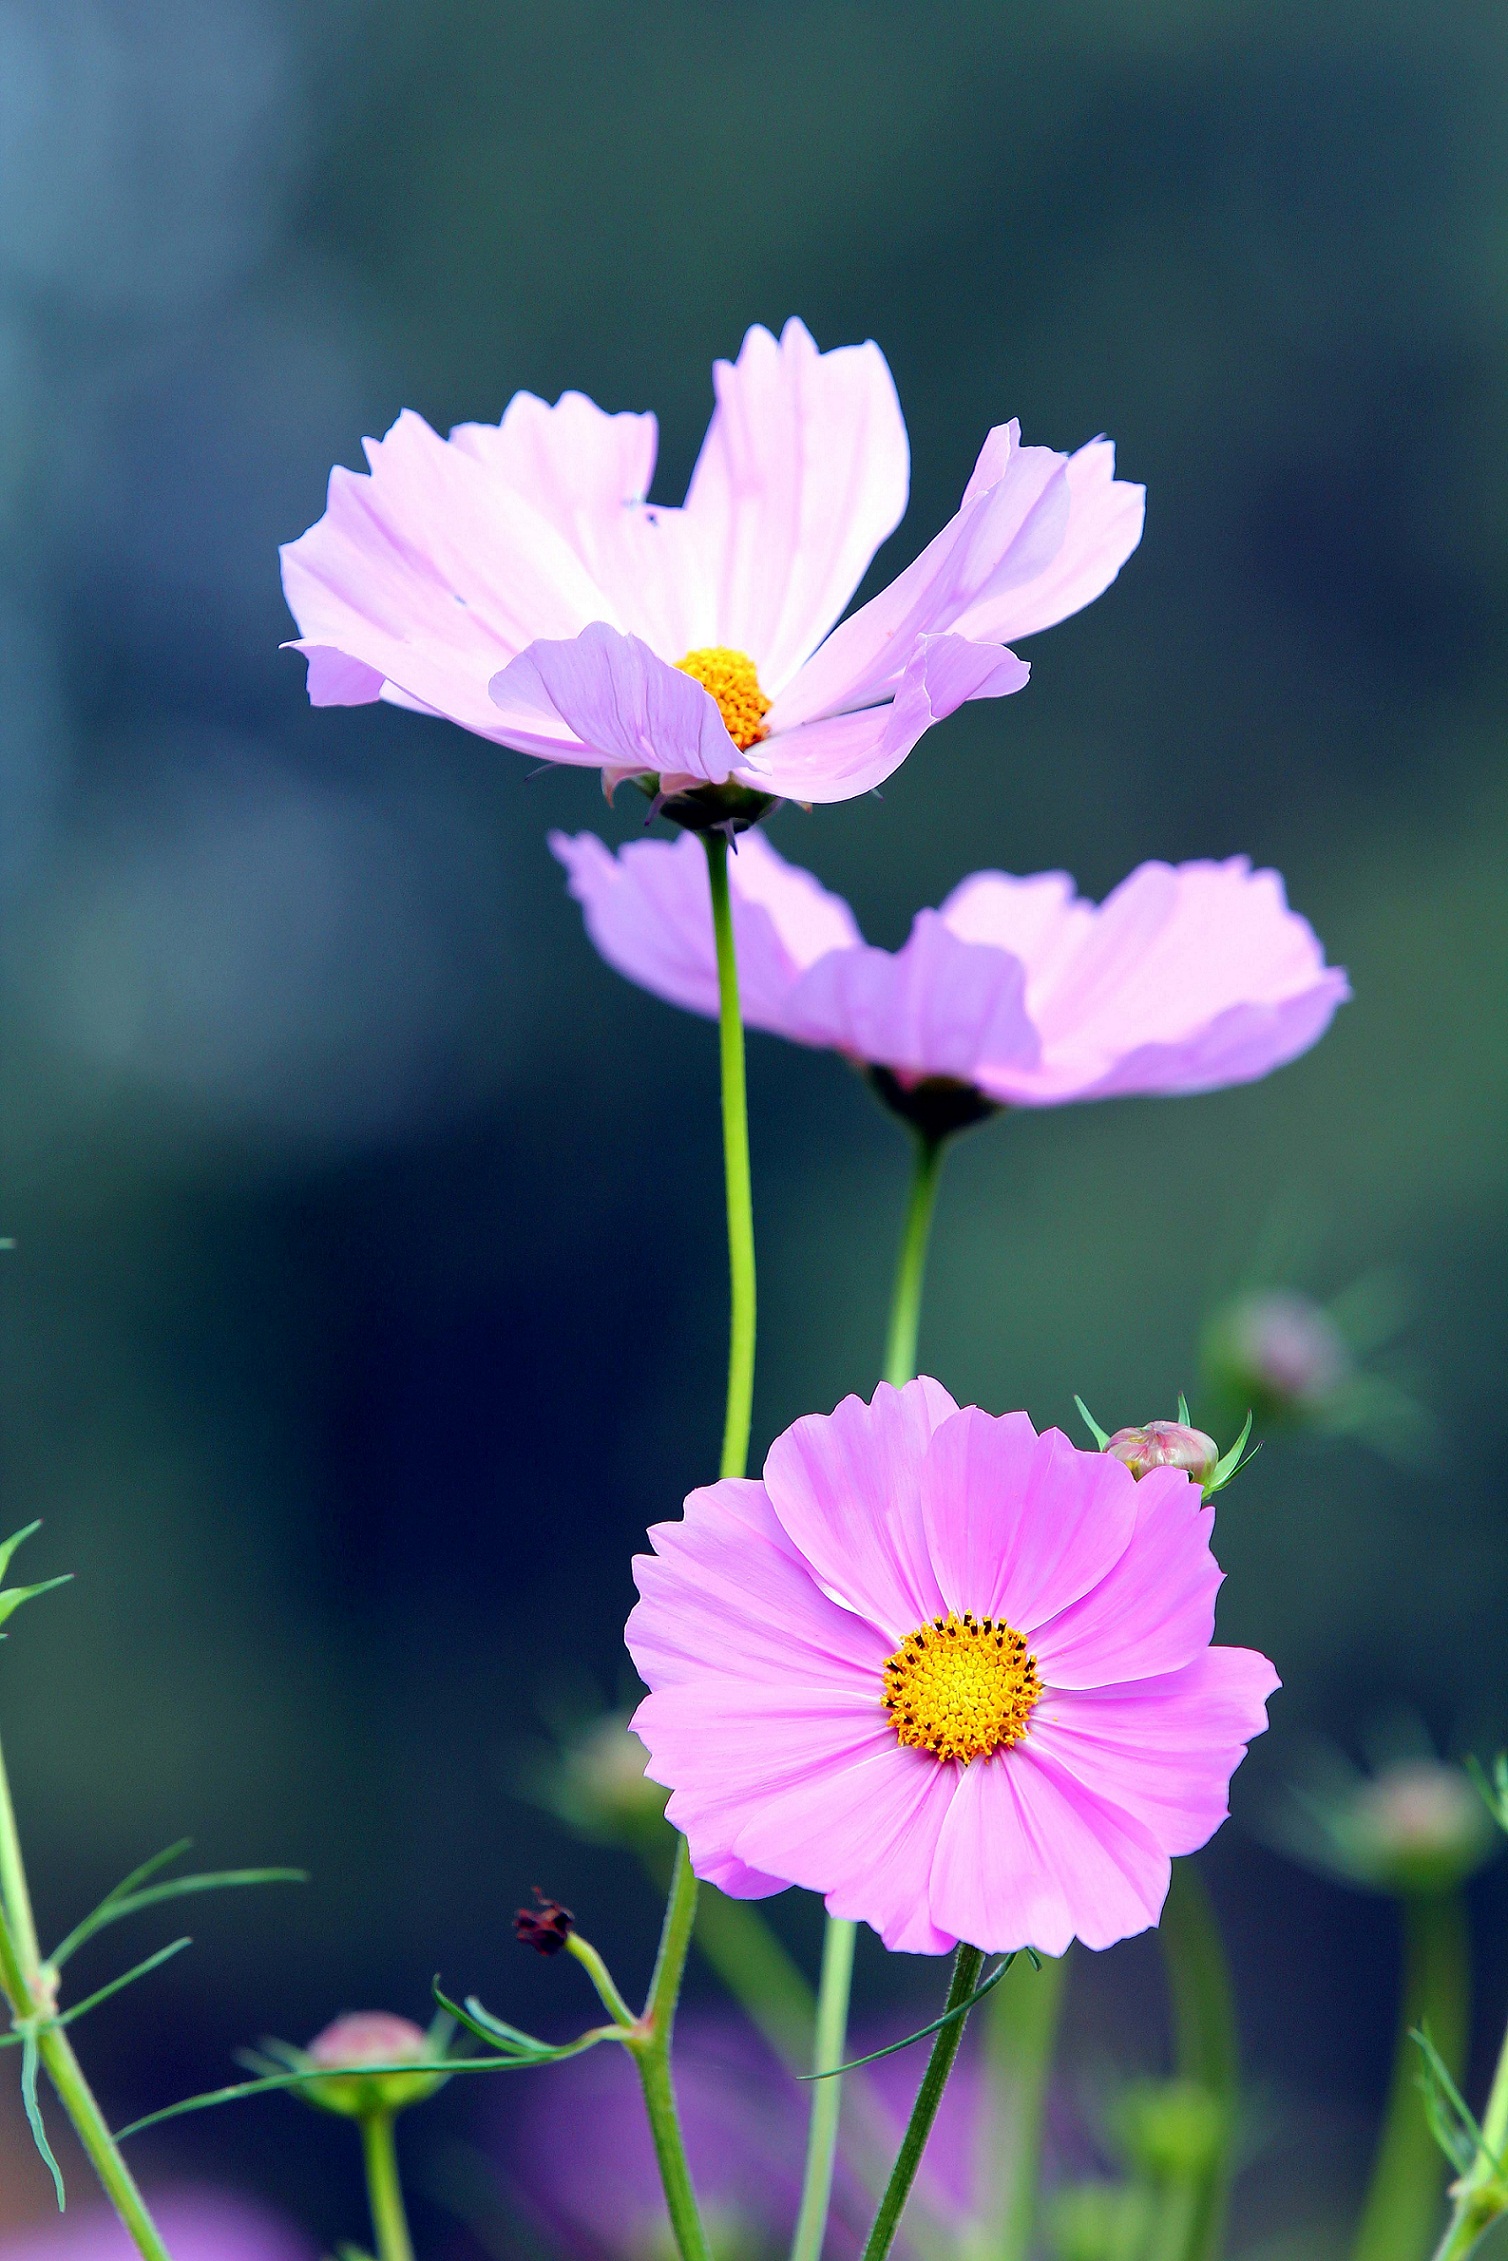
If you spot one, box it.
[882,1612,1041,1765]
[675,646,772,751]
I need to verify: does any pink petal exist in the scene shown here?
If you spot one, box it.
[549,827,859,1033]
[281,409,615,742]
[1031,1469,1222,1689]
[769,424,1067,730]
[682,318,909,694]
[954,439,1145,645]
[783,911,1037,1082]
[761,1380,960,1643]
[737,632,1029,804]
[939,868,1095,973]
[1029,1647,1280,1857]
[1055,978,1352,1100]
[690,1847,791,1899]
[627,1477,888,1694]
[919,1412,1139,1634]
[289,643,386,706]
[929,1745,1170,1955]
[489,623,740,786]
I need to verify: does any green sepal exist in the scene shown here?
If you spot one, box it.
[800,1953,1017,2079]
[1177,1392,1192,1426]
[1467,1753,1508,1836]
[1204,1410,1258,1500]
[0,1523,72,1638]
[1073,1397,1112,1451]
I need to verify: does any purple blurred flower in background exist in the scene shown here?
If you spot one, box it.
[281,319,1143,806]
[0,2193,314,2261]
[498,2014,989,2261]
[551,827,1348,1110]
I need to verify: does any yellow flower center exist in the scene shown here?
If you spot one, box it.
[882,1613,1041,1765]
[675,647,772,751]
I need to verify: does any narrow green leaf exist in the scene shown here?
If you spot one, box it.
[51,1868,305,1967]
[1412,2024,1496,2177]
[0,1576,73,1634]
[116,2039,627,2139]
[1074,1396,1112,1451]
[21,2029,65,2209]
[800,1955,1015,2078]
[1209,1411,1256,1496]
[58,1937,192,2027]
[0,1523,42,1584]
[431,1982,557,2057]
[1177,1392,1192,1426]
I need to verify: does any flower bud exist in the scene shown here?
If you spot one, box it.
[1114,2077,1228,2180]
[1205,1289,1350,1420]
[1270,1750,1499,1898]
[532,1711,671,1847]
[1046,2184,1151,2261]
[514,1890,575,1956]
[299,2011,448,2118]
[1105,1421,1219,1489]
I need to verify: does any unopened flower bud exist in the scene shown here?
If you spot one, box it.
[1345,1761,1499,1896]
[1114,2077,1228,2180]
[514,1890,575,1956]
[1206,1289,1351,1420]
[300,2011,447,2118]
[1106,1421,1219,1489]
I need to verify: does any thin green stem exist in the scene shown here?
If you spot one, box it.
[566,1933,638,2030]
[964,1949,1069,2261]
[1158,1860,1238,2261]
[631,1837,712,2261]
[790,1130,951,2261]
[704,831,756,1484]
[360,2110,415,2261]
[1431,1965,1508,2261]
[1351,1893,1468,2261]
[0,1731,169,2261]
[883,1134,946,1391]
[861,1945,985,2261]
[791,1916,858,2261]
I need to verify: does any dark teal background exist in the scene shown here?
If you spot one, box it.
[0,2,1505,2250]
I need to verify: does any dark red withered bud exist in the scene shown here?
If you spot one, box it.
[514,1889,575,1956]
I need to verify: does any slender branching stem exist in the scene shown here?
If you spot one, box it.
[1351,1893,1468,2261]
[860,1945,985,2261]
[1159,1860,1239,2261]
[1431,1978,1508,2261]
[0,1729,170,2261]
[630,1837,712,2261]
[704,830,756,1486]
[360,2111,415,2261]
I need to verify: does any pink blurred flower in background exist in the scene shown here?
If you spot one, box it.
[0,2194,313,2261]
[551,827,1348,1113]
[281,319,1143,809]
[628,1381,1277,1956]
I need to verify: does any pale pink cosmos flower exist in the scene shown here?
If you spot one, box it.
[551,827,1349,1112]
[627,1382,1277,1956]
[280,320,1143,810]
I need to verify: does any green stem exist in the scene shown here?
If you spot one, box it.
[631,1837,712,2261]
[704,831,756,1484]
[1431,1945,1508,2261]
[883,1133,946,1392]
[1351,1893,1468,2261]
[791,1915,858,2261]
[1158,1860,1239,2261]
[861,1944,985,2261]
[791,1130,951,2261]
[360,2110,415,2261]
[0,1732,169,2261]
[567,1932,639,2029]
[964,1949,1069,2261]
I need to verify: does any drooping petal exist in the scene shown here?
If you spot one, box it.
[919,1411,1139,1633]
[682,319,910,694]
[1029,1647,1279,1857]
[761,1380,959,1642]
[929,1744,1170,1956]
[548,828,859,1033]
[281,409,617,740]
[953,439,1145,645]
[738,632,1029,804]
[768,424,1067,730]
[1031,1469,1222,1689]
[784,912,1037,1082]
[489,623,740,786]
[628,1477,888,1694]
[1047,977,1353,1100]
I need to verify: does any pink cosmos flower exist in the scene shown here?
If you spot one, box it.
[551,827,1349,1111]
[280,319,1143,809]
[627,1381,1277,1956]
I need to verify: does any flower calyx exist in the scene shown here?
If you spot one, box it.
[867,1068,1000,1142]
[286,2011,451,2119]
[1075,1396,1256,1502]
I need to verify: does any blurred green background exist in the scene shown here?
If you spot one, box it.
[0,0,1505,2252]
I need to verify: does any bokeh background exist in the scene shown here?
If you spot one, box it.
[0,0,1505,2253]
